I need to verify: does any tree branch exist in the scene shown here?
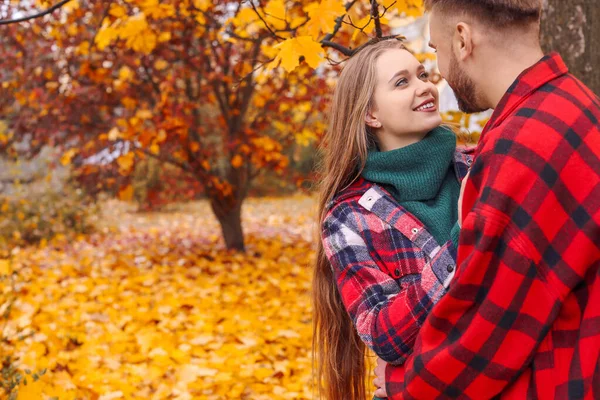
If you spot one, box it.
[249,0,286,41]
[0,0,72,26]
[371,0,383,38]
[321,40,354,57]
[322,0,359,42]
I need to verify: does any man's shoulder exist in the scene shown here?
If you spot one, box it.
[487,75,599,142]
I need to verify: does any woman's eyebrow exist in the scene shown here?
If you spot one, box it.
[388,65,425,83]
[388,70,408,84]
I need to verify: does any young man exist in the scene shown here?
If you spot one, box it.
[375,0,600,398]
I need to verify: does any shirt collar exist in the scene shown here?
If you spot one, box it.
[483,52,569,135]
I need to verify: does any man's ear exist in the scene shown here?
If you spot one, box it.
[454,22,474,61]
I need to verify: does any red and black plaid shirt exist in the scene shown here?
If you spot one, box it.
[386,53,600,398]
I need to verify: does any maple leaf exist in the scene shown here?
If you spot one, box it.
[264,0,288,30]
[302,0,346,39]
[269,36,324,72]
[120,15,157,54]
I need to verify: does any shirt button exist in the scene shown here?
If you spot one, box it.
[447,265,455,273]
[394,268,400,276]
[467,159,473,165]
[411,228,419,234]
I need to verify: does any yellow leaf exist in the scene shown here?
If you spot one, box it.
[119,66,132,81]
[95,25,118,50]
[117,152,135,173]
[16,380,44,399]
[253,367,274,380]
[0,259,10,275]
[232,8,260,34]
[264,0,287,30]
[269,36,324,72]
[158,32,171,43]
[119,184,134,201]
[60,148,78,166]
[67,23,78,36]
[193,0,212,11]
[154,59,169,70]
[303,0,346,39]
[120,15,157,54]
[109,4,127,18]
[395,0,424,17]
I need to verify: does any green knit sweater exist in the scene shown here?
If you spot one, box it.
[362,127,461,248]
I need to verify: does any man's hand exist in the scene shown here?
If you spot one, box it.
[458,170,470,227]
[373,357,388,398]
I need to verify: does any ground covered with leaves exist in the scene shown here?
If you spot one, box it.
[2,196,317,399]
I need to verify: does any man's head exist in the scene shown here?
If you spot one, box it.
[426,0,543,113]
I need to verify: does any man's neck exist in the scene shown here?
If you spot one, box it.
[479,46,545,109]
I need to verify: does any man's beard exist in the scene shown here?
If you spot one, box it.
[447,52,488,114]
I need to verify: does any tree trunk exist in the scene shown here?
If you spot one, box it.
[210,199,245,252]
[208,160,249,252]
[540,0,600,95]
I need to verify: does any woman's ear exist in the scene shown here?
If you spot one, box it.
[365,111,381,129]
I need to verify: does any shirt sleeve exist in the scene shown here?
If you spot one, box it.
[322,203,447,365]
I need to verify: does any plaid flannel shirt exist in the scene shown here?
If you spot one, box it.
[322,148,472,364]
[386,53,600,399]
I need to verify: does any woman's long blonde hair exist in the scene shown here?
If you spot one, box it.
[313,39,407,400]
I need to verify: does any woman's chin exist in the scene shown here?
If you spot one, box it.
[421,115,443,131]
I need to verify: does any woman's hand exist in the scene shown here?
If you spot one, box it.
[374,357,389,398]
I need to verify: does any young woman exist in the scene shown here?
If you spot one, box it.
[312,39,473,399]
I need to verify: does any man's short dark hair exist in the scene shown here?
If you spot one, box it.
[424,0,542,28]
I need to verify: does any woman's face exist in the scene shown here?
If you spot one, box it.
[367,49,442,151]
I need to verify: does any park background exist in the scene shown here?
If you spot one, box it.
[0,0,598,399]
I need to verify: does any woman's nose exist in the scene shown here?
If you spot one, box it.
[416,80,435,97]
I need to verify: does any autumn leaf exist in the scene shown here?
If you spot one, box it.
[231,154,244,168]
[269,36,324,72]
[118,184,134,201]
[117,152,135,174]
[394,0,424,17]
[302,0,346,39]
[60,148,78,166]
[0,259,10,275]
[264,0,288,30]
[120,15,157,54]
[154,59,169,70]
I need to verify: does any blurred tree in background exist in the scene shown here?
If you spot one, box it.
[0,0,425,251]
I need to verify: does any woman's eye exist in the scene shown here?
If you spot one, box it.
[395,78,408,87]
[420,72,430,80]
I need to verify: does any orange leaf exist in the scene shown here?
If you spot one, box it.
[231,155,244,168]
[119,185,134,201]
